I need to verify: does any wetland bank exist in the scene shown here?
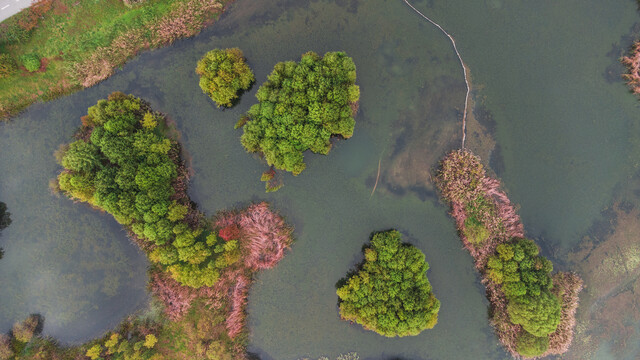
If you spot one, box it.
[1,0,640,359]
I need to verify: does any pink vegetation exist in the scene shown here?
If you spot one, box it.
[149,271,197,321]
[225,275,249,339]
[238,202,294,270]
[622,41,640,95]
[439,150,524,268]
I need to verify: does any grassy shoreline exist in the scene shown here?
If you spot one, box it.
[0,0,232,121]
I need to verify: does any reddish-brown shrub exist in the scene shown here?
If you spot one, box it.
[219,224,241,241]
[17,0,53,32]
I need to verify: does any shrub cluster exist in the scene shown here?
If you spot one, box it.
[11,315,40,343]
[240,51,359,175]
[86,332,157,360]
[336,230,440,337]
[0,54,17,78]
[196,48,254,108]
[20,53,40,72]
[57,92,238,288]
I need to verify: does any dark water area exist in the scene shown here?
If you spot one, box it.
[0,0,640,358]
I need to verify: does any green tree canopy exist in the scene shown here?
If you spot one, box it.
[486,238,561,339]
[487,238,555,300]
[336,230,440,337]
[196,48,254,108]
[240,51,360,175]
[515,331,549,357]
[507,291,561,337]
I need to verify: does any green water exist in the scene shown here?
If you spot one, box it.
[1,0,640,357]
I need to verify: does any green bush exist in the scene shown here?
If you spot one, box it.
[336,230,440,337]
[515,331,549,357]
[463,216,489,244]
[0,54,17,78]
[21,53,40,72]
[196,48,254,108]
[507,291,561,337]
[241,51,359,175]
[487,238,555,299]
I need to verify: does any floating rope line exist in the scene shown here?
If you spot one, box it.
[370,156,382,199]
[402,0,470,148]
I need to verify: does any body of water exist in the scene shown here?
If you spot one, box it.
[0,0,639,358]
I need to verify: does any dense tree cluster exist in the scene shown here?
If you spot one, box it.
[487,238,561,350]
[240,51,360,175]
[196,48,254,108]
[57,92,238,288]
[336,230,440,337]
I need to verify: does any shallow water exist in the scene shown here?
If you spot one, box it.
[1,0,640,357]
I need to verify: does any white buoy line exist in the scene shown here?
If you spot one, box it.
[402,0,471,149]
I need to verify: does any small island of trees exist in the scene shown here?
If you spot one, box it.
[239,51,360,176]
[336,230,440,337]
[196,48,255,108]
[435,150,583,358]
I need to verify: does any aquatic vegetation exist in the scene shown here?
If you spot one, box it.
[547,272,582,356]
[240,51,359,176]
[435,149,582,358]
[336,230,440,337]
[565,201,640,359]
[622,41,640,96]
[300,353,360,360]
[196,48,254,108]
[0,202,10,230]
